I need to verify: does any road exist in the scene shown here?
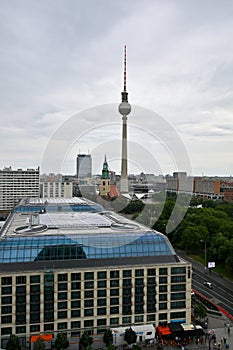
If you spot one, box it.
[177,251,233,319]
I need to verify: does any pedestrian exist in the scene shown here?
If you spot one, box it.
[227,327,230,334]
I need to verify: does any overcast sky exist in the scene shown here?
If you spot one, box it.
[1,0,233,176]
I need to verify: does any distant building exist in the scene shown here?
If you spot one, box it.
[76,154,92,179]
[40,178,73,198]
[193,178,222,199]
[166,172,193,193]
[0,166,40,214]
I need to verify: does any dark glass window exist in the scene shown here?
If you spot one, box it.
[1,277,12,285]
[16,285,26,294]
[71,310,81,317]
[110,289,119,296]
[159,313,167,321]
[147,314,155,321]
[44,312,54,322]
[58,274,68,282]
[71,282,81,290]
[84,309,94,317]
[147,268,156,276]
[58,302,67,309]
[123,288,131,296]
[159,277,167,284]
[171,284,186,292]
[71,273,81,281]
[58,292,67,300]
[71,300,80,308]
[123,279,131,287]
[110,318,119,325]
[171,276,186,283]
[1,306,12,314]
[1,286,12,295]
[58,283,67,291]
[30,285,40,293]
[16,314,26,324]
[135,304,144,314]
[84,320,93,328]
[16,276,26,284]
[97,308,106,315]
[85,299,94,307]
[71,321,81,328]
[123,270,131,278]
[159,285,167,292]
[110,271,119,278]
[135,278,144,286]
[84,281,94,289]
[30,275,40,284]
[171,301,186,309]
[1,327,12,335]
[44,293,53,301]
[147,277,156,285]
[97,299,106,306]
[44,324,54,331]
[123,305,131,315]
[30,294,40,302]
[30,325,40,332]
[71,291,81,299]
[2,296,12,304]
[16,326,26,334]
[171,311,186,319]
[97,319,106,326]
[110,280,119,287]
[110,298,119,305]
[84,290,94,298]
[159,268,167,275]
[84,272,94,280]
[98,280,106,288]
[171,292,186,300]
[58,311,67,319]
[58,322,67,330]
[159,294,167,301]
[16,295,26,303]
[110,306,119,314]
[98,290,106,297]
[98,271,107,279]
[135,269,144,277]
[30,304,40,312]
[159,303,167,310]
[1,315,12,324]
[30,313,40,323]
[171,267,186,275]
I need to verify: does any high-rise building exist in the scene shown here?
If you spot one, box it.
[0,197,192,349]
[76,154,92,179]
[0,166,40,214]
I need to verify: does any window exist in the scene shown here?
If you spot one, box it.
[71,273,81,281]
[71,291,81,299]
[147,314,155,321]
[58,322,67,330]
[159,268,167,275]
[147,268,156,276]
[71,310,81,317]
[1,306,12,314]
[84,290,94,298]
[98,290,106,297]
[85,299,94,307]
[1,327,12,335]
[159,277,167,284]
[135,269,144,277]
[98,280,106,288]
[171,311,186,319]
[30,275,40,284]
[159,303,167,310]
[85,281,94,289]
[71,321,81,328]
[58,283,67,291]
[123,305,131,315]
[30,304,40,312]
[159,285,167,292]
[171,267,186,275]
[16,285,26,294]
[30,325,40,333]
[16,276,26,284]
[171,292,186,300]
[1,277,12,285]
[97,319,106,326]
[159,313,167,321]
[97,308,106,316]
[1,286,12,295]
[110,280,119,287]
[110,271,119,278]
[30,313,40,323]
[110,289,119,296]
[71,282,81,290]
[135,315,144,323]
[71,300,80,308]
[84,309,93,317]
[135,278,144,286]
[110,306,119,314]
[171,284,186,292]
[123,316,131,324]
[44,324,54,331]
[58,292,67,300]
[1,315,12,324]
[110,298,119,305]
[30,285,40,293]
[84,272,94,280]
[58,274,68,282]
[110,318,119,325]
[30,294,40,302]
[159,294,167,301]
[123,288,131,296]
[58,311,67,319]
[58,302,67,309]
[171,276,186,283]
[16,326,26,334]
[98,271,106,279]
[171,301,186,309]
[97,299,106,306]
[123,270,131,278]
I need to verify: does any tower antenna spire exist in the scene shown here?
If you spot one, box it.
[124,44,127,92]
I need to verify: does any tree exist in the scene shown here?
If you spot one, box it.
[55,332,69,350]
[103,328,113,347]
[124,328,137,346]
[79,331,93,350]
[34,337,46,350]
[6,334,21,350]
[194,302,207,320]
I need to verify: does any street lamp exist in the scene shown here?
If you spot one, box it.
[200,240,207,270]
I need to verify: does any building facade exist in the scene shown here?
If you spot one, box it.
[76,154,92,179]
[40,181,73,198]
[0,197,192,349]
[0,166,40,213]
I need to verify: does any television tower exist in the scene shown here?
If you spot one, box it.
[118,45,131,193]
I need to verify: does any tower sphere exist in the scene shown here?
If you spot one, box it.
[119,101,131,116]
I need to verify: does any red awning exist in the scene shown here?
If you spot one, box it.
[157,325,172,338]
[30,334,53,343]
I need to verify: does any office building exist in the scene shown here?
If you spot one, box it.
[0,197,192,349]
[0,166,40,215]
[76,154,92,179]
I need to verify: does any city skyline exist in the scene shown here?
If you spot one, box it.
[1,1,233,176]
